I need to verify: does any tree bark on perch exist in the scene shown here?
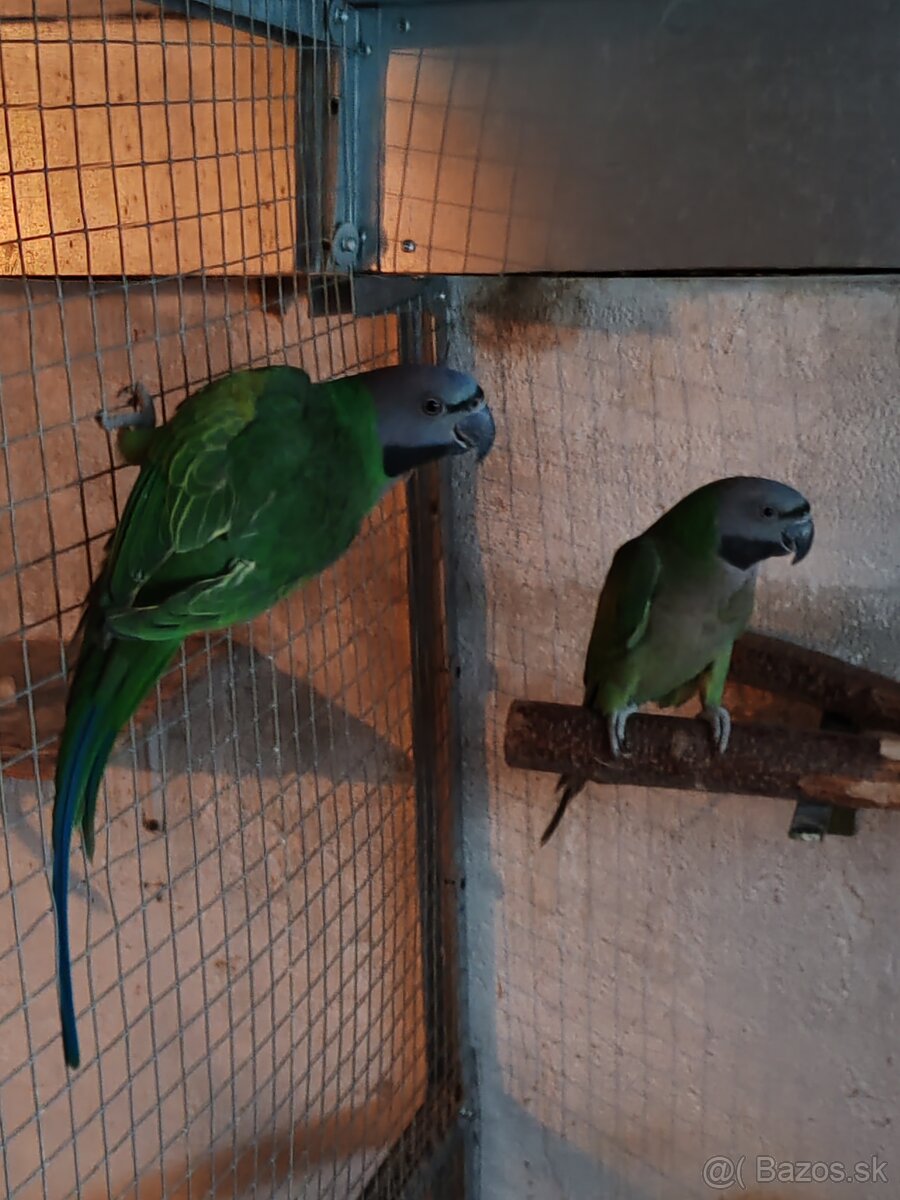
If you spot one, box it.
[504,701,900,810]
[730,631,900,733]
[729,631,900,835]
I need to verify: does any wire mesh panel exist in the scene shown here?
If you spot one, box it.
[444,275,900,1199]
[0,4,300,275]
[0,4,465,1198]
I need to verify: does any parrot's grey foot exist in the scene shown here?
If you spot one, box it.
[607,704,638,758]
[98,381,156,432]
[700,705,732,754]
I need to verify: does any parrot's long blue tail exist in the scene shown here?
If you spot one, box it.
[53,706,108,1068]
[52,631,180,1069]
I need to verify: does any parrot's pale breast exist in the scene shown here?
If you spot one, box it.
[631,553,756,705]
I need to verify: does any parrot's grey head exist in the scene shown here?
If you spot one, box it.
[711,476,814,571]
[361,365,495,477]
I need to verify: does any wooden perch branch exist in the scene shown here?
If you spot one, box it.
[731,631,900,733]
[505,701,900,809]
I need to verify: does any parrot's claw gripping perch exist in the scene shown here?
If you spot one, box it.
[97,381,157,432]
[607,705,638,759]
[701,704,732,754]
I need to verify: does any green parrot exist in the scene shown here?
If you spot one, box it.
[541,476,814,845]
[53,364,494,1069]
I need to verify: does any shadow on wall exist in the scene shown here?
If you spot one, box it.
[0,626,425,1199]
[754,580,900,677]
[0,633,412,786]
[466,277,674,354]
[479,1086,668,1200]
[0,632,414,907]
[95,1079,410,1200]
[479,1078,835,1200]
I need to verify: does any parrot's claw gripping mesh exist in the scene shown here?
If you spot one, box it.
[701,705,732,754]
[97,381,157,432]
[607,705,638,759]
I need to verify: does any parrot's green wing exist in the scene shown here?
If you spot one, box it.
[102,370,280,629]
[582,535,662,701]
[543,535,663,846]
[98,366,386,641]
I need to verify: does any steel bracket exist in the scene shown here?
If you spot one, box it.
[307,272,449,319]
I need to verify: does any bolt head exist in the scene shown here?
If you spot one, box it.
[401,239,417,253]
[340,235,359,254]
[397,17,411,32]
[336,7,349,22]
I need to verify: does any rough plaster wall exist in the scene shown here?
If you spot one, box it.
[447,277,900,1200]
[0,280,426,1200]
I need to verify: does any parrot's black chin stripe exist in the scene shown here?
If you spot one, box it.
[720,518,814,571]
[381,419,494,476]
[382,442,456,477]
[719,534,792,571]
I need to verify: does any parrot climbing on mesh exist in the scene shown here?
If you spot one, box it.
[52,364,494,1069]
[541,476,814,846]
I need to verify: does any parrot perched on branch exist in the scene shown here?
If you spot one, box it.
[541,476,814,846]
[52,364,494,1069]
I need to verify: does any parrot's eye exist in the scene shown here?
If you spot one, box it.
[422,397,444,416]
[762,505,776,519]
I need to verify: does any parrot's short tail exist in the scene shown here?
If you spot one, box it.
[540,773,587,846]
[52,627,180,1069]
[541,682,601,845]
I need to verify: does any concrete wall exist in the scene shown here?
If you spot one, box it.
[447,277,900,1200]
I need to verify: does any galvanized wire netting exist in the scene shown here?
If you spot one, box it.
[0,5,460,1198]
[443,275,900,1200]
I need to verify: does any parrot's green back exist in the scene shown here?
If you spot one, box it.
[103,367,389,636]
[53,366,389,1068]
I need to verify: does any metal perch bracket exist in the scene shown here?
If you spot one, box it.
[504,632,900,841]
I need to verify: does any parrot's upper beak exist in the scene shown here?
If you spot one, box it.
[782,514,814,563]
[452,393,495,462]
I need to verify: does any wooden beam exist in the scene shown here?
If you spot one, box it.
[504,700,900,810]
[730,631,900,733]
